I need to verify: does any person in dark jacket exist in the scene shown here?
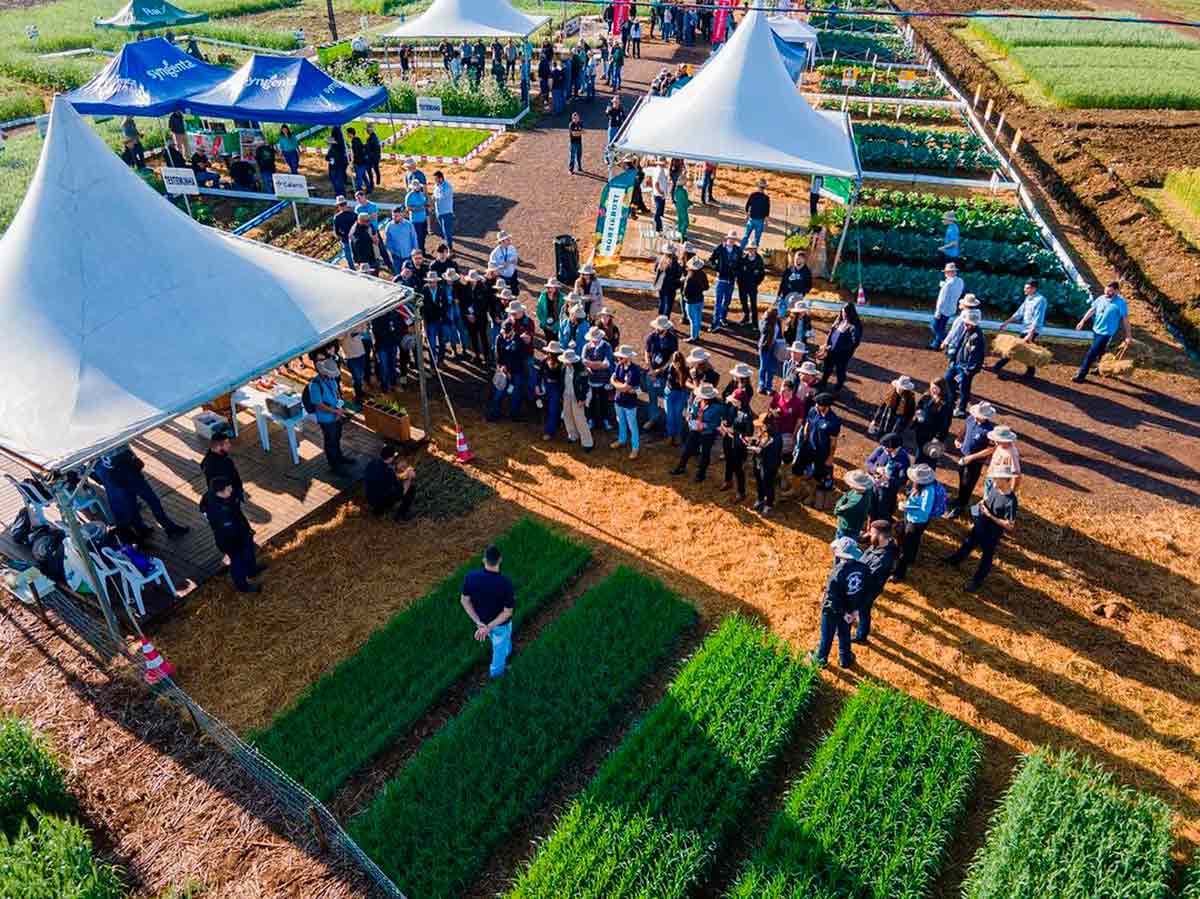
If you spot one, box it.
[363,445,417,520]
[489,319,526,421]
[365,123,383,189]
[200,431,243,505]
[462,270,492,364]
[421,270,451,366]
[864,432,910,520]
[643,315,678,431]
[653,248,684,318]
[750,409,784,514]
[737,243,766,326]
[818,303,863,393]
[347,127,372,194]
[326,128,348,198]
[253,139,276,193]
[537,341,566,439]
[949,309,986,417]
[912,377,954,465]
[372,306,405,392]
[942,467,1018,592]
[776,251,813,315]
[793,391,841,491]
[946,401,996,519]
[742,178,771,249]
[808,537,869,669]
[200,477,261,593]
[707,232,742,332]
[854,520,898,643]
[671,383,724,482]
[103,446,190,538]
[350,213,380,275]
[718,387,754,500]
[332,196,358,268]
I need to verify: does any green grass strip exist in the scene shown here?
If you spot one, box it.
[508,615,819,899]
[1183,862,1200,899]
[0,809,123,899]
[390,125,492,158]
[1165,169,1200,219]
[0,716,74,835]
[348,565,696,899]
[962,749,1174,899]
[728,682,980,899]
[250,517,590,803]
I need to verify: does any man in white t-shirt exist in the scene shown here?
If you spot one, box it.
[930,262,964,349]
[645,163,670,234]
[488,229,520,292]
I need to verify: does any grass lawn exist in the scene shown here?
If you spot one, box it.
[389,125,493,158]
[297,119,403,149]
[968,9,1200,50]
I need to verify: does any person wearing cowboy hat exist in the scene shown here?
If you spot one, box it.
[724,361,756,404]
[488,317,527,422]
[792,391,841,493]
[505,298,537,394]
[855,519,898,643]
[718,383,755,500]
[776,251,813,317]
[891,463,944,583]
[939,209,960,265]
[943,466,1018,592]
[682,256,709,343]
[749,408,784,513]
[835,469,875,539]
[488,230,520,293]
[419,269,451,366]
[403,174,429,254]
[643,315,679,432]
[558,349,594,450]
[983,424,1020,500]
[738,241,766,328]
[670,383,724,482]
[582,325,615,432]
[308,357,355,473]
[609,345,644,459]
[597,306,621,347]
[868,375,918,440]
[993,278,1048,379]
[574,263,603,318]
[948,309,986,417]
[864,432,911,520]
[460,269,491,365]
[653,245,685,319]
[792,359,821,411]
[779,339,809,386]
[536,277,565,342]
[808,536,870,670]
[685,347,719,388]
[742,177,771,250]
[940,292,981,354]
[559,298,589,353]
[931,261,965,349]
[782,294,813,351]
[946,401,996,519]
[536,341,566,441]
[708,230,743,332]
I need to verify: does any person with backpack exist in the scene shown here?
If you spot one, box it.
[306,359,354,473]
[200,476,262,593]
[808,536,870,669]
[891,463,945,583]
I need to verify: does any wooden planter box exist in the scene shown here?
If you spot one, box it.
[363,403,412,443]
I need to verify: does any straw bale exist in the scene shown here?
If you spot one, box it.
[992,333,1053,368]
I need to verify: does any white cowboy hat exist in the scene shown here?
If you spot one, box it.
[962,309,982,325]
[724,229,739,240]
[579,263,597,275]
[686,348,710,364]
[498,287,515,300]
[829,536,862,560]
[496,230,512,243]
[744,243,759,251]
[844,469,873,492]
[506,300,527,315]
[598,306,615,317]
[614,344,637,359]
[545,277,562,288]
[565,290,584,303]
[465,269,482,282]
[798,361,821,376]
[968,401,996,420]
[586,326,606,342]
[942,210,957,222]
[729,362,754,379]
[651,315,672,330]
[960,293,981,309]
[687,256,705,270]
[543,340,564,354]
[559,350,581,364]
[694,384,719,400]
[907,463,936,485]
[443,269,460,282]
[943,261,958,272]
[423,271,441,283]
[891,375,916,392]
[789,340,807,353]
[987,425,1018,443]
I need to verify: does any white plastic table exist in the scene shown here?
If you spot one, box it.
[231,385,309,465]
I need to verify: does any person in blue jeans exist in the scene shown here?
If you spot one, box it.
[1073,281,1130,383]
[742,179,770,249]
[568,111,585,173]
[432,170,456,250]
[489,319,528,421]
[663,351,689,445]
[609,345,643,459]
[808,537,869,669]
[421,270,451,367]
[460,544,516,679]
[682,256,708,342]
[537,341,566,439]
[707,232,742,331]
[757,306,782,394]
[308,359,354,472]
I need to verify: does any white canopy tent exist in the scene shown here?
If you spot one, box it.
[612,9,860,179]
[768,14,821,60]
[0,97,410,475]
[383,0,549,40]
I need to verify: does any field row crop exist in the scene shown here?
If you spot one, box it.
[1184,863,1200,899]
[857,141,998,176]
[1005,45,1200,110]
[968,10,1199,51]
[728,682,980,899]
[810,13,898,35]
[853,225,1067,279]
[962,749,1174,899]
[348,566,696,899]
[823,99,961,124]
[856,122,984,151]
[837,202,1040,244]
[821,76,950,99]
[250,517,591,803]
[508,616,819,899]
[818,31,915,63]
[857,187,1017,216]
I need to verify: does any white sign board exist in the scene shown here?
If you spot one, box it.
[841,68,858,88]
[897,69,916,89]
[272,172,310,198]
[597,185,625,257]
[416,95,443,119]
[161,166,199,196]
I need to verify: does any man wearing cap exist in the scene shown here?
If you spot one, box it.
[583,326,615,431]
[854,520,898,643]
[383,207,418,274]
[835,469,874,540]
[708,232,743,332]
[947,402,995,519]
[645,159,669,233]
[939,209,960,265]
[403,156,427,187]
[993,279,1047,378]
[200,476,262,594]
[643,316,678,432]
[948,309,986,417]
[309,359,354,472]
[460,271,490,365]
[332,196,357,270]
[891,463,940,583]
[792,392,841,493]
[364,444,418,521]
[671,384,724,482]
[943,467,1018,592]
[930,262,965,349]
[864,432,910,520]
[489,231,520,293]
[349,212,380,276]
[742,178,771,250]
[776,251,813,315]
[444,269,471,359]
[610,345,643,459]
[809,537,870,669]
[1074,280,1131,383]
[201,429,244,505]
[460,544,516,679]
[737,242,766,327]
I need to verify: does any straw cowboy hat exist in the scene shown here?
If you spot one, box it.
[566,290,584,303]
[316,358,339,379]
[960,293,981,309]
[686,348,710,364]
[891,375,916,392]
[744,243,759,251]
[614,344,637,359]
[598,306,615,317]
[586,326,606,342]
[829,536,863,560]
[729,362,754,379]
[579,262,597,275]
[559,350,581,363]
[651,315,672,330]
[798,361,821,376]
[844,469,873,492]
[542,340,564,354]
[968,401,996,420]
[943,261,958,273]
[496,230,512,243]
[570,304,587,320]
[789,340,807,353]
[423,270,441,283]
[962,309,982,325]
[942,210,957,222]
[987,425,1018,443]
[687,256,705,270]
[465,269,482,282]
[506,300,527,315]
[443,269,460,282]
[724,229,739,241]
[694,384,720,401]
[544,277,562,289]
[498,287,515,301]
[907,463,936,485]
[756,177,768,188]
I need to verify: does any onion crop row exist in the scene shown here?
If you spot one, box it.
[962,749,1174,899]
[348,565,696,899]
[507,615,819,899]
[727,682,980,899]
[250,517,591,803]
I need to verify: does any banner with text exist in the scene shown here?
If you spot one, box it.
[593,168,637,257]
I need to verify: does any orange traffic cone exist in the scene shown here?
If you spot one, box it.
[137,640,175,684]
[455,426,476,464]
[856,284,867,305]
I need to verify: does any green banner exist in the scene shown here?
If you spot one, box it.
[594,168,638,257]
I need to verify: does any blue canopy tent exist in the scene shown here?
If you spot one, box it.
[772,32,808,83]
[65,37,229,117]
[183,55,388,125]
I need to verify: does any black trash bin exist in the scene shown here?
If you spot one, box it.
[554,234,579,286]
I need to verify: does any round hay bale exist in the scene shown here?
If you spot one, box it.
[992,333,1052,369]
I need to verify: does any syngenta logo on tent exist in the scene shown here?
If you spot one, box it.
[142,5,168,14]
[246,74,298,92]
[147,57,197,81]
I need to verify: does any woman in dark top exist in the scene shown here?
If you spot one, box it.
[654,249,684,319]
[868,375,918,439]
[782,297,813,349]
[682,257,709,343]
[913,377,954,465]
[757,306,782,396]
[776,250,813,314]
[568,111,585,173]
[719,387,754,500]
[722,361,756,406]
[664,351,690,446]
[538,342,566,440]
[750,409,784,515]
[818,302,863,393]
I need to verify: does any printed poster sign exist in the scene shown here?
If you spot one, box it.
[597,185,625,256]
[272,173,309,198]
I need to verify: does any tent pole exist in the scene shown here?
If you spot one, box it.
[829,181,857,278]
[54,480,124,648]
[415,311,432,438]
[381,37,400,153]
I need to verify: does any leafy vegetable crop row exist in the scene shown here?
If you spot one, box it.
[828,99,961,123]
[817,31,915,63]
[821,76,949,99]
[250,517,591,802]
[727,682,980,899]
[962,749,1174,899]
[508,616,819,899]
[853,225,1066,279]
[348,565,695,899]
[857,187,1017,216]
[809,13,898,34]
[833,201,1041,243]
[1183,862,1200,899]
[856,140,999,175]
[855,122,984,151]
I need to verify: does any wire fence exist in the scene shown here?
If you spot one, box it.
[30,587,407,899]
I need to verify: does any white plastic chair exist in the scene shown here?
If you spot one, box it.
[85,549,129,616]
[3,473,110,526]
[101,547,178,617]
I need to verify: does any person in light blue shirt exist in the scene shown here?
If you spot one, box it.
[993,279,1048,379]
[939,210,960,263]
[432,170,455,251]
[891,463,939,583]
[308,359,353,472]
[404,178,429,253]
[383,207,417,273]
[1074,280,1130,383]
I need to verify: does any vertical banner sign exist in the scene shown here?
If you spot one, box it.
[611,0,629,36]
[594,168,637,257]
[712,0,734,44]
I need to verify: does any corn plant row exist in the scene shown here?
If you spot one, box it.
[1182,862,1200,899]
[853,225,1067,280]
[348,566,695,899]
[834,260,1090,316]
[832,202,1041,244]
[962,749,1174,899]
[508,615,819,899]
[728,682,980,899]
[250,517,591,803]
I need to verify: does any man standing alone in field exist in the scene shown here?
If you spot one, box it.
[461,545,516,679]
